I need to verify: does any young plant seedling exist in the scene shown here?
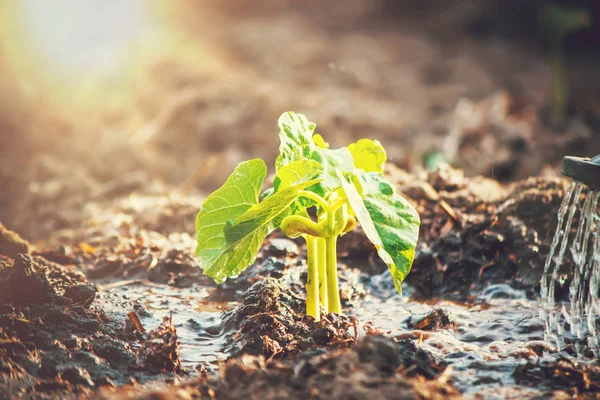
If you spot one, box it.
[195,112,420,321]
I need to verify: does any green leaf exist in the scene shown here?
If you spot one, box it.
[260,187,274,200]
[275,112,355,196]
[196,157,324,284]
[225,176,321,244]
[267,159,324,231]
[348,139,386,173]
[195,159,267,283]
[273,159,323,191]
[276,112,316,170]
[339,171,420,294]
[318,147,355,194]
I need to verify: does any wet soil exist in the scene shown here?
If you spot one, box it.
[401,167,568,300]
[3,166,600,399]
[339,165,569,300]
[106,335,457,400]
[0,221,458,399]
[0,251,188,399]
[2,1,600,399]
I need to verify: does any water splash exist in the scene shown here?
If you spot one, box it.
[540,181,600,356]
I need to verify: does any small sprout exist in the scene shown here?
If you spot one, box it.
[422,150,447,171]
[195,112,420,321]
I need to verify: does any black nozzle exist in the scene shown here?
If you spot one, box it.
[562,154,600,189]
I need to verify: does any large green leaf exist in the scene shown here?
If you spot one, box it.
[237,159,324,236]
[195,159,267,283]
[196,158,323,283]
[340,171,420,294]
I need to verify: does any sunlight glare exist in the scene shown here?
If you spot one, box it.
[16,0,156,75]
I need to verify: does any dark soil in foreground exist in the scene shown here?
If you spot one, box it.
[2,167,600,399]
[0,224,455,400]
[0,251,185,399]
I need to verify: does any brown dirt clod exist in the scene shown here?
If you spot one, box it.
[0,222,30,259]
[223,278,382,360]
[138,315,185,375]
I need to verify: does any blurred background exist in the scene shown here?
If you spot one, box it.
[0,0,599,241]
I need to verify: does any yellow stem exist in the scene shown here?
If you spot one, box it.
[281,215,326,238]
[306,235,319,321]
[317,237,328,312]
[298,190,328,210]
[326,236,341,314]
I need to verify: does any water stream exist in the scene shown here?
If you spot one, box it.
[540,181,600,356]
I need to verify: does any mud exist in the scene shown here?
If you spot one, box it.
[1,172,599,399]
[2,1,600,399]
[0,246,186,399]
[514,357,600,395]
[221,278,381,359]
[0,219,459,399]
[338,165,568,301]
[138,316,185,374]
[397,166,567,300]
[104,335,456,400]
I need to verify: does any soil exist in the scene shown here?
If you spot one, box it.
[2,168,598,399]
[339,165,571,300]
[0,224,456,399]
[2,1,600,399]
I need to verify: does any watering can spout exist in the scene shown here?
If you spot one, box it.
[562,154,600,189]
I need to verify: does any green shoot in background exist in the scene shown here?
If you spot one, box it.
[195,112,420,321]
[540,4,591,127]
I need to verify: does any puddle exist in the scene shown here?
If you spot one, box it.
[90,263,596,399]
[97,281,236,370]
[351,279,562,399]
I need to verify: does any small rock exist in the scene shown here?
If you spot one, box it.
[312,326,336,346]
[60,366,95,387]
[2,254,59,304]
[405,308,453,331]
[64,284,97,308]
